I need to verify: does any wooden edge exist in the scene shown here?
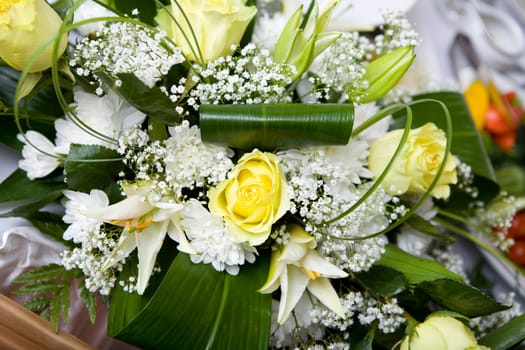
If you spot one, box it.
[0,294,95,350]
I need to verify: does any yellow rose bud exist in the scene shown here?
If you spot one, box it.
[0,0,67,72]
[155,0,257,63]
[208,150,290,246]
[368,122,457,199]
[400,315,490,350]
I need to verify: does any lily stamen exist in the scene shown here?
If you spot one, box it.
[135,215,154,233]
[302,268,321,280]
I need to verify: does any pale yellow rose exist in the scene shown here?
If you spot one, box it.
[155,0,257,63]
[0,0,67,72]
[368,122,457,199]
[208,150,290,246]
[400,315,489,350]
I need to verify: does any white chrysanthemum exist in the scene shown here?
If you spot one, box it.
[180,199,257,275]
[17,131,62,180]
[73,0,116,36]
[164,122,234,196]
[62,189,109,242]
[55,87,146,151]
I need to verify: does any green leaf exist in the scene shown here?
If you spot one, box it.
[404,215,454,242]
[13,281,61,295]
[64,144,123,192]
[360,46,415,103]
[479,314,525,350]
[25,211,70,246]
[353,323,376,350]
[13,264,65,283]
[108,253,272,350]
[99,72,183,125]
[0,169,65,204]
[392,92,500,205]
[376,245,462,285]
[200,103,354,150]
[418,279,508,317]
[23,297,52,312]
[355,265,407,296]
[80,282,97,324]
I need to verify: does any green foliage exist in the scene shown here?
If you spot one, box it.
[108,253,271,350]
[13,264,97,332]
[479,313,525,350]
[64,144,123,193]
[0,169,65,204]
[200,103,354,151]
[99,72,185,125]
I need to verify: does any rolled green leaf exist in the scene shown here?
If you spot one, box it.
[200,103,354,150]
[360,46,415,104]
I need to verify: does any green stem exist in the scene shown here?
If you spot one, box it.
[433,215,522,273]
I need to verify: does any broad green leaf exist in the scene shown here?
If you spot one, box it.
[109,253,271,350]
[64,144,123,192]
[353,324,376,350]
[0,115,56,150]
[0,169,65,204]
[360,46,415,103]
[376,245,462,285]
[392,92,500,205]
[99,72,184,125]
[200,103,354,150]
[418,279,508,317]
[355,265,407,296]
[479,313,525,350]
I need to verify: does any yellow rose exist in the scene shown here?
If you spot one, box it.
[368,122,457,199]
[155,0,257,62]
[0,0,67,72]
[208,150,290,246]
[400,315,489,350]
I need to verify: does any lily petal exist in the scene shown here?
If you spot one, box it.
[135,221,168,294]
[301,250,348,278]
[86,195,153,221]
[277,265,310,324]
[307,277,345,318]
[258,251,285,294]
[167,218,198,255]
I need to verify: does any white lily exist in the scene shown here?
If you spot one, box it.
[258,224,348,324]
[86,181,195,294]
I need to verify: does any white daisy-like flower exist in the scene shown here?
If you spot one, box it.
[62,189,109,242]
[353,103,391,144]
[251,11,289,52]
[180,199,257,275]
[17,131,62,180]
[73,0,116,36]
[55,87,146,151]
[164,122,234,195]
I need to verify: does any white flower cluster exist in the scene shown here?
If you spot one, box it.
[310,291,405,334]
[180,199,257,275]
[71,21,185,89]
[308,32,369,103]
[60,190,119,295]
[280,143,390,272]
[371,11,421,57]
[189,44,295,107]
[119,121,234,201]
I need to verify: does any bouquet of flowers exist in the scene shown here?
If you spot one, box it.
[1,0,525,349]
